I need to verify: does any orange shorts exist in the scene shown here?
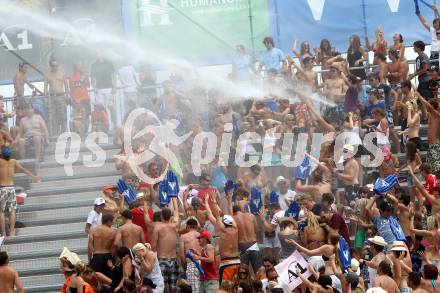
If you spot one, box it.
[218,259,240,284]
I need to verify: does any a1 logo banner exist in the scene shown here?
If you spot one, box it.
[166,169,179,197]
[275,250,312,291]
[159,180,170,206]
[338,236,352,270]
[249,187,263,215]
[285,201,300,220]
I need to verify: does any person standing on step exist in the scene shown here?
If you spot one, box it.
[88,213,116,278]
[0,252,24,293]
[85,197,106,234]
[0,147,41,237]
[150,198,180,293]
[114,209,144,250]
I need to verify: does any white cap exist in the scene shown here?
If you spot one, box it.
[94,197,105,206]
[275,176,287,185]
[351,258,360,276]
[222,215,234,226]
[366,288,387,293]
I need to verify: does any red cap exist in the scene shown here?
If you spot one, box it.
[102,184,116,192]
[197,231,211,240]
[382,147,391,161]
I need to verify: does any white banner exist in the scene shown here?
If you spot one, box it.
[274,251,312,291]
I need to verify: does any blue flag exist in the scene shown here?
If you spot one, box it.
[249,187,263,215]
[232,113,240,138]
[166,169,179,197]
[269,190,279,205]
[159,181,170,206]
[338,236,352,270]
[373,174,398,195]
[117,179,137,205]
[224,180,235,194]
[265,100,279,112]
[284,201,301,220]
[294,156,311,182]
[389,216,406,242]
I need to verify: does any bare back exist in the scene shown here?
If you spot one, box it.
[91,225,116,254]
[0,159,16,186]
[428,113,440,144]
[155,222,178,259]
[219,226,239,259]
[120,223,143,249]
[45,70,65,95]
[181,230,201,255]
[234,212,257,244]
[0,266,20,293]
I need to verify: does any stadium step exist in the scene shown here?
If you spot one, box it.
[10,254,88,277]
[16,206,91,227]
[21,274,64,292]
[19,191,99,212]
[28,175,121,196]
[6,222,86,244]
[2,238,88,260]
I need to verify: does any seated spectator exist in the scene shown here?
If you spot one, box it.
[17,105,49,161]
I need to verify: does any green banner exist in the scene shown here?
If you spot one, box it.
[130,0,270,62]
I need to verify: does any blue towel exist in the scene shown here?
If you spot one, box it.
[269,191,279,205]
[389,216,406,242]
[249,187,263,215]
[338,236,352,270]
[284,201,300,220]
[185,251,205,277]
[373,174,398,195]
[159,180,170,206]
[166,169,179,197]
[232,113,240,138]
[224,180,235,194]
[294,156,311,182]
[415,0,421,14]
[117,179,137,205]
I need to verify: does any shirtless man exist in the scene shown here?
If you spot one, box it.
[373,261,400,293]
[88,213,116,277]
[101,185,120,217]
[386,193,412,243]
[292,56,318,92]
[150,198,180,293]
[296,160,332,203]
[0,252,24,293]
[44,60,68,135]
[418,93,440,176]
[387,48,408,88]
[227,190,261,274]
[205,195,240,284]
[179,218,201,292]
[334,144,360,205]
[408,272,430,293]
[182,186,208,229]
[13,62,39,98]
[0,147,41,237]
[17,106,49,161]
[0,128,13,150]
[114,210,144,249]
[323,66,347,103]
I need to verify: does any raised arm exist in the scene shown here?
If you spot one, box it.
[416,7,432,31]
[15,161,41,181]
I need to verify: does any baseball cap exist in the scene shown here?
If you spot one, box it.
[382,147,391,161]
[222,215,234,226]
[136,192,145,200]
[94,197,105,206]
[102,184,116,192]
[197,231,211,240]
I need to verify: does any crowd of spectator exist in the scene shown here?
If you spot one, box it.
[4,2,440,293]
